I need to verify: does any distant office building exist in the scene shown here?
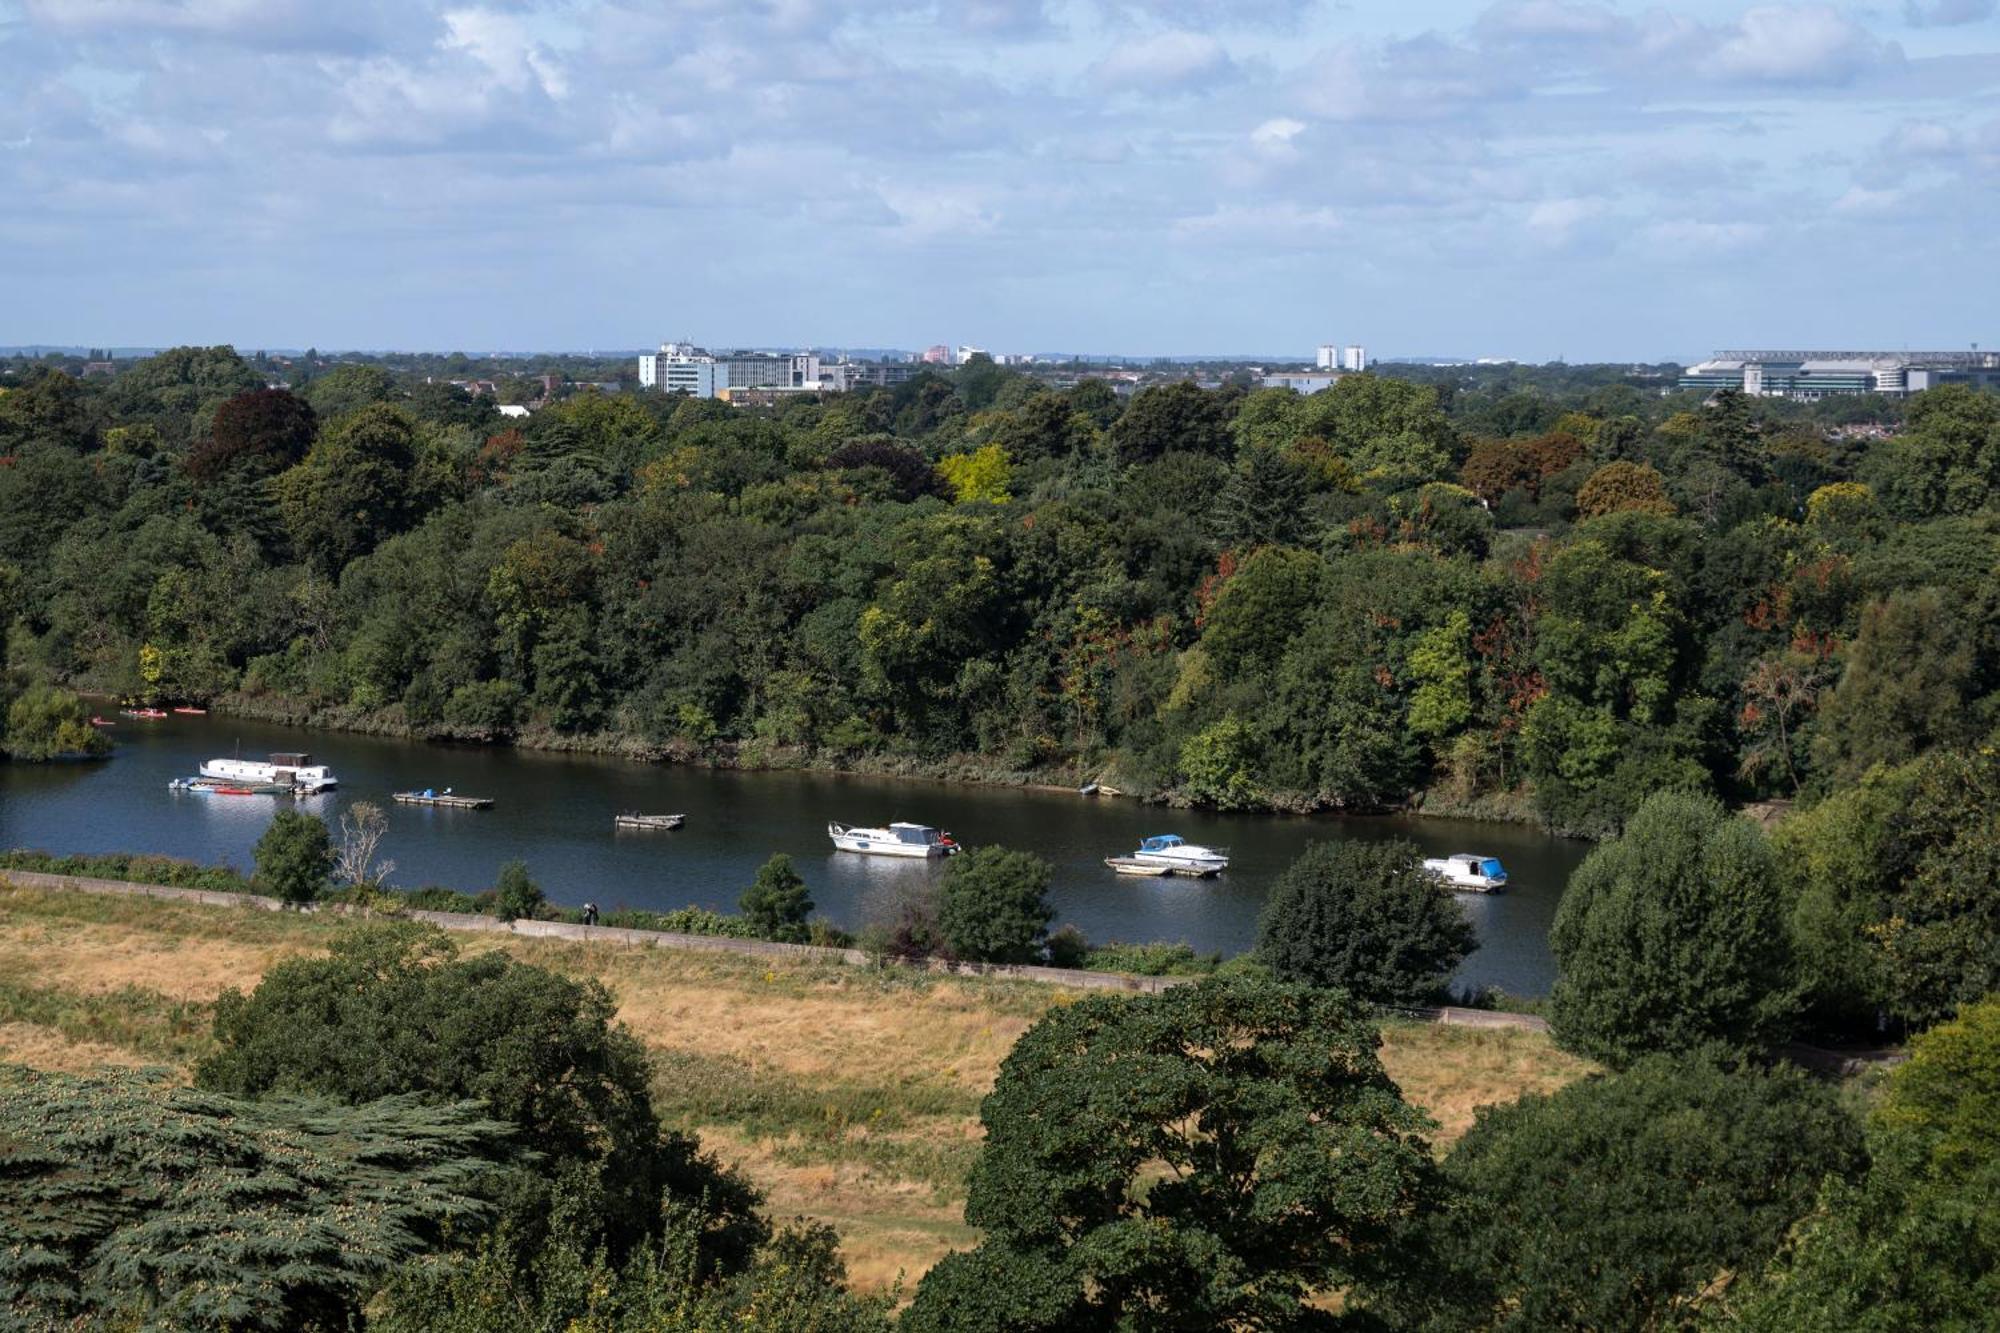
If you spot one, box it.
[955,345,987,365]
[1261,372,1341,394]
[1343,345,1367,372]
[636,342,819,398]
[1680,349,2000,400]
[821,361,921,392]
[922,344,952,364]
[1315,344,1340,370]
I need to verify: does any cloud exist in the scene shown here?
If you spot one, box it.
[1090,30,1234,91]
[1704,5,1899,85]
[1297,33,1523,123]
[1904,0,1996,27]
[19,0,398,54]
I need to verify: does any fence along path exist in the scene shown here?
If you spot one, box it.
[0,869,1549,1029]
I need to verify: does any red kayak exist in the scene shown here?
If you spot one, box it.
[172,706,207,715]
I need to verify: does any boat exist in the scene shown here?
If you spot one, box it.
[615,812,686,830]
[1103,857,1174,877]
[827,821,960,858]
[121,708,168,720]
[170,777,288,796]
[393,789,493,809]
[1131,834,1229,874]
[1422,854,1509,894]
[89,716,114,727]
[200,752,337,794]
[172,706,207,715]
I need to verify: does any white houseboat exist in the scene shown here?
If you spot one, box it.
[827,821,960,858]
[199,751,339,794]
[1422,853,1508,893]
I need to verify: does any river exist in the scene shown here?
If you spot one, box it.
[0,716,1591,996]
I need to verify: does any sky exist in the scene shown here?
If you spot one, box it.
[1,0,1996,361]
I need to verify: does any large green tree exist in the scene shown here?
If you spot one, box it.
[936,846,1054,964]
[903,976,1441,1332]
[196,924,765,1271]
[250,809,333,905]
[1549,791,1793,1065]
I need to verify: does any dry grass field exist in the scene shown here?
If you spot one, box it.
[0,881,1594,1290]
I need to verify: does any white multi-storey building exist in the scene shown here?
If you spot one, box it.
[637,343,821,398]
[1343,345,1367,372]
[1315,344,1340,370]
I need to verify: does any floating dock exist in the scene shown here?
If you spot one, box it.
[615,813,685,830]
[392,791,493,809]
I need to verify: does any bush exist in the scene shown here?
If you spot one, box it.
[1373,1053,1865,1332]
[1255,839,1476,1004]
[1549,791,1793,1066]
[492,859,544,922]
[250,810,333,906]
[738,853,813,943]
[936,847,1054,964]
[198,924,766,1271]
[0,849,248,893]
[1079,940,1220,977]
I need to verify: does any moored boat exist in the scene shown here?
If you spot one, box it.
[1131,834,1229,874]
[172,706,207,715]
[828,821,960,858]
[89,716,114,727]
[615,812,686,830]
[1422,853,1509,893]
[1103,856,1174,877]
[393,789,493,809]
[121,708,168,720]
[200,752,337,794]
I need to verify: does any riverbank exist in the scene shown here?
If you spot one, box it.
[0,879,1594,1291]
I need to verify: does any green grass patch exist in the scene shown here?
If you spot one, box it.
[0,978,215,1065]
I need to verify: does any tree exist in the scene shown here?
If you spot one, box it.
[1255,838,1476,1003]
[493,859,545,922]
[251,809,333,905]
[1576,460,1675,518]
[938,441,1013,504]
[936,846,1053,964]
[1811,588,1982,784]
[1198,545,1326,675]
[1872,747,2000,1028]
[301,362,397,421]
[739,852,812,943]
[1549,791,1793,1065]
[824,437,950,502]
[334,799,394,888]
[1377,1054,1864,1332]
[273,402,423,571]
[902,976,1440,1332]
[1723,998,2000,1330]
[2,680,110,760]
[186,387,317,481]
[1110,380,1230,464]
[198,924,766,1271]
[0,1067,510,1332]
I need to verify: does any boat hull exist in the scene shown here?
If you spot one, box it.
[1132,852,1229,874]
[831,834,946,857]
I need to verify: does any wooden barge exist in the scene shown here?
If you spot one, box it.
[392,791,493,809]
[614,813,686,830]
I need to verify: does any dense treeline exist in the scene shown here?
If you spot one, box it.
[4,345,1986,838]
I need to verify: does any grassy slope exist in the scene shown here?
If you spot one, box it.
[0,884,1594,1290]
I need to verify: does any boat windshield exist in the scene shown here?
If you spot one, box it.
[1140,836,1183,851]
[1478,858,1505,878]
[894,826,936,844]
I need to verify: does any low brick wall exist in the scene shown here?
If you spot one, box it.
[0,870,1538,1015]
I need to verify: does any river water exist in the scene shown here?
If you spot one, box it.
[0,716,1591,996]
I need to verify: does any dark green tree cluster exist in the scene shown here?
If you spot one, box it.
[8,348,1993,838]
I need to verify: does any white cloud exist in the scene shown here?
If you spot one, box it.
[1641,219,1769,255]
[1090,30,1234,91]
[442,9,568,100]
[1704,5,1899,85]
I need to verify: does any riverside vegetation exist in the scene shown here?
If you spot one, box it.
[5,350,1999,840]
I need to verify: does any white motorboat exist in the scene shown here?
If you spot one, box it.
[1131,834,1229,874]
[1422,853,1509,893]
[828,821,961,858]
[199,751,338,794]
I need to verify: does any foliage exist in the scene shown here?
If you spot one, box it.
[1871,746,2000,1027]
[1576,460,1675,518]
[935,846,1054,964]
[1720,998,2000,1330]
[197,924,768,1270]
[904,975,1440,1332]
[492,858,545,922]
[1371,1053,1863,1332]
[1549,791,1793,1065]
[2,680,110,760]
[938,442,1012,504]
[250,809,334,905]
[1255,838,1476,1003]
[0,1066,511,1332]
[738,852,813,943]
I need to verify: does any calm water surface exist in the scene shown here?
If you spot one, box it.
[0,717,1590,995]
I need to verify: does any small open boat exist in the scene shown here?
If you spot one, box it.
[121,708,168,721]
[89,716,115,727]
[393,789,494,809]
[615,813,685,830]
[1104,857,1173,877]
[172,706,207,715]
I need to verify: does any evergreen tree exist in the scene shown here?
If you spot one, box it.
[739,853,813,943]
[1256,838,1476,1004]
[251,809,333,905]
[935,846,1054,964]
